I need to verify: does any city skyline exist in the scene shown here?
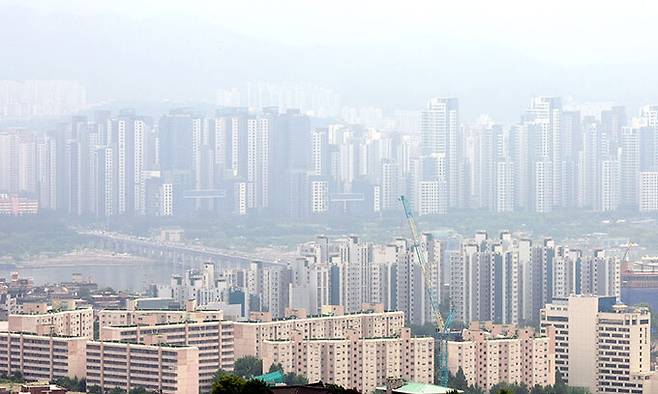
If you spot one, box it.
[4,1,658,393]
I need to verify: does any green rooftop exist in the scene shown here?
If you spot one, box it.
[375,382,458,394]
[254,369,285,384]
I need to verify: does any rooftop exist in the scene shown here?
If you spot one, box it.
[376,382,458,394]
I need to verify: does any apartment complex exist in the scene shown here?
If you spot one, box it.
[447,321,555,389]
[262,327,434,393]
[0,332,87,382]
[86,341,199,394]
[450,233,620,325]
[233,306,405,358]
[8,307,93,338]
[100,320,234,391]
[0,301,425,393]
[541,295,658,394]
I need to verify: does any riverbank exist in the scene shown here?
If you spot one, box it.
[13,250,154,269]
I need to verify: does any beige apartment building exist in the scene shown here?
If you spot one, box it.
[541,295,658,394]
[86,341,199,394]
[100,320,233,391]
[447,321,555,389]
[233,305,405,358]
[98,309,223,328]
[0,332,87,382]
[8,307,93,338]
[262,327,433,393]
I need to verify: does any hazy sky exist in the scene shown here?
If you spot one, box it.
[3,0,658,121]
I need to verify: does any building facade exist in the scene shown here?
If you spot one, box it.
[541,295,658,394]
[86,341,199,394]
[447,321,555,390]
[261,328,433,393]
[0,332,87,382]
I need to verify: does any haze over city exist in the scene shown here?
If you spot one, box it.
[2,1,658,394]
[5,0,658,121]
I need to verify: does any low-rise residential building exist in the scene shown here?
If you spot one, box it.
[100,320,233,391]
[86,341,199,394]
[262,327,434,394]
[233,306,405,358]
[0,332,87,382]
[447,321,555,389]
[8,307,93,338]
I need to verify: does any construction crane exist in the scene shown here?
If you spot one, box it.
[399,195,454,387]
[621,241,638,273]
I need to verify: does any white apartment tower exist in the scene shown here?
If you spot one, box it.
[620,128,640,209]
[421,97,461,208]
[311,180,328,213]
[495,160,515,212]
[601,160,620,212]
[528,97,562,207]
[639,171,658,212]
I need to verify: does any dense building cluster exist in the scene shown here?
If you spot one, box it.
[0,299,432,394]
[159,232,620,328]
[4,95,658,217]
[540,296,655,394]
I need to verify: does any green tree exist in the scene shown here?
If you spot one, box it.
[452,367,468,390]
[530,384,545,394]
[284,372,308,385]
[513,383,530,394]
[9,371,24,383]
[268,362,284,373]
[87,385,102,394]
[467,384,487,394]
[108,387,126,394]
[233,356,263,378]
[211,373,246,394]
[242,379,273,394]
[53,376,86,391]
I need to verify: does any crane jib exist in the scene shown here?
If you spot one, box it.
[399,194,453,387]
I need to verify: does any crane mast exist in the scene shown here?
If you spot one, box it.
[399,195,453,387]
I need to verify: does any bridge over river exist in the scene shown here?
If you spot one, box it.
[79,230,289,269]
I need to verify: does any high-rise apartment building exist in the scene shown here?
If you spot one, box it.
[421,97,461,208]
[639,172,658,212]
[541,296,656,394]
[233,306,405,359]
[262,328,433,394]
[86,341,199,394]
[447,322,555,390]
[0,332,87,382]
[100,320,234,391]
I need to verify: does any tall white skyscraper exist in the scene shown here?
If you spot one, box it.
[421,97,462,208]
[639,171,658,212]
[528,97,562,207]
[600,160,620,212]
[495,160,514,212]
[620,127,640,209]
